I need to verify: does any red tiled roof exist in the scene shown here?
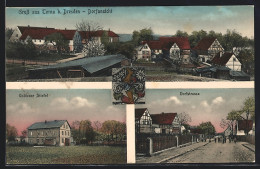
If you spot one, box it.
[79,30,119,39]
[143,37,190,50]
[212,52,233,66]
[150,113,177,125]
[193,37,216,51]
[237,120,253,130]
[20,28,57,40]
[135,108,147,120]
[18,26,55,34]
[57,30,77,40]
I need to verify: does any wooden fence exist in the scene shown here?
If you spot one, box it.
[237,135,255,145]
[136,134,201,155]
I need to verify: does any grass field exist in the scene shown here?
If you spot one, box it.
[6,146,127,165]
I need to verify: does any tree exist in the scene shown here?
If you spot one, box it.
[220,110,243,135]
[189,30,207,48]
[20,130,27,142]
[236,49,254,75]
[45,32,69,54]
[241,96,255,122]
[93,121,102,132]
[198,121,216,136]
[174,30,189,37]
[6,123,18,142]
[82,40,106,57]
[75,19,103,42]
[178,112,192,126]
[79,120,95,144]
[132,28,154,46]
[5,27,13,42]
[119,42,135,59]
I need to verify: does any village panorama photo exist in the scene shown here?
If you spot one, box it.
[6,89,126,165]
[135,88,255,163]
[5,6,254,82]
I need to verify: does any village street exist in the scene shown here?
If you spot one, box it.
[137,141,255,163]
[167,141,255,163]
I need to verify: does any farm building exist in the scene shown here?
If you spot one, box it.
[135,108,153,134]
[28,54,130,79]
[195,65,231,80]
[151,112,181,135]
[27,120,72,146]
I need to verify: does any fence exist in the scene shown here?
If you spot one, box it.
[237,135,255,145]
[136,134,200,155]
[6,58,56,66]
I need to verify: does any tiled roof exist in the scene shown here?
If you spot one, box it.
[135,108,147,120]
[212,52,234,66]
[79,30,119,39]
[237,120,253,130]
[193,37,216,51]
[30,54,127,74]
[18,26,55,34]
[57,30,77,40]
[150,113,177,125]
[143,37,190,50]
[20,28,57,40]
[28,120,69,130]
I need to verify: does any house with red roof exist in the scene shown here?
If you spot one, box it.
[135,108,153,134]
[211,52,242,71]
[151,112,181,134]
[135,37,191,64]
[193,37,224,63]
[235,120,254,136]
[9,26,119,53]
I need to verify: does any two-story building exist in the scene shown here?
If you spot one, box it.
[193,37,224,63]
[135,108,153,134]
[27,120,72,146]
[211,52,242,71]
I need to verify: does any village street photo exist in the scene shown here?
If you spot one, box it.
[135,89,255,163]
[5,6,254,81]
[6,89,126,164]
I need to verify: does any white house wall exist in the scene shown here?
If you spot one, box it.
[9,27,22,41]
[225,54,241,71]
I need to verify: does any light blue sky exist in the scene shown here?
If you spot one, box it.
[136,88,254,132]
[6,6,254,38]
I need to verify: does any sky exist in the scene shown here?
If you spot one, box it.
[6,89,125,135]
[136,88,254,133]
[5,6,254,38]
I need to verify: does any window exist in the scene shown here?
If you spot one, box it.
[41,131,43,135]
[233,58,237,61]
[30,131,32,136]
[146,51,149,54]
[37,139,39,143]
[62,138,64,143]
[39,40,41,42]
[144,45,148,49]
[142,51,145,54]
[16,34,18,37]
[65,131,67,136]
[62,131,64,135]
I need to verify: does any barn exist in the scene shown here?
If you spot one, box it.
[28,54,130,79]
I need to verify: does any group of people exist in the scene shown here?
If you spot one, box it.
[214,136,237,144]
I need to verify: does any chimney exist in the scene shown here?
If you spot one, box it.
[46,26,47,28]
[65,28,66,30]
[28,25,30,27]
[45,120,47,124]
[162,112,164,114]
[220,51,223,57]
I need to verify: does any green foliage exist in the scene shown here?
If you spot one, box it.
[174,30,189,37]
[6,123,18,142]
[242,96,255,122]
[45,32,69,54]
[119,42,135,59]
[6,146,126,164]
[198,121,216,136]
[5,28,13,41]
[132,28,154,45]
[189,30,207,48]
[237,49,255,75]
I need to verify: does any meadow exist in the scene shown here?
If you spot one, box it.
[6,145,126,165]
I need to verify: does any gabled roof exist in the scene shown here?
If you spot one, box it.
[28,120,69,130]
[17,26,55,34]
[79,30,119,39]
[20,28,57,40]
[193,37,216,51]
[212,52,235,66]
[237,120,253,130]
[143,37,190,50]
[135,108,148,120]
[150,113,177,125]
[159,37,190,50]
[30,54,127,74]
[56,30,77,40]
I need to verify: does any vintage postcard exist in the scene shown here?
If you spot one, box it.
[6,89,126,165]
[5,6,254,82]
[135,88,255,163]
